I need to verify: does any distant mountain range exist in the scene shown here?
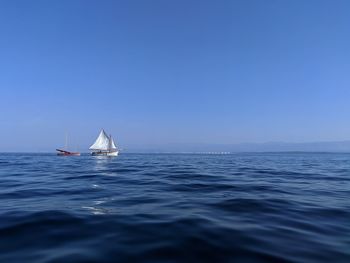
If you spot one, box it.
[125,141,350,153]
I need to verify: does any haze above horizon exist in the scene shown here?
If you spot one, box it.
[1,0,350,152]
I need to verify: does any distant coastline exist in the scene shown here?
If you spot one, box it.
[124,141,350,153]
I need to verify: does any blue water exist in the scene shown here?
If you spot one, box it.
[0,153,349,262]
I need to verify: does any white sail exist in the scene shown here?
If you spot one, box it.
[109,136,117,150]
[89,130,110,151]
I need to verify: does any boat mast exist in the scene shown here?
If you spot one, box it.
[65,132,68,150]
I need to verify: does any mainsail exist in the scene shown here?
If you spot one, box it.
[89,129,111,151]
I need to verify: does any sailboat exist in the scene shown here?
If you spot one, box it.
[89,129,119,156]
[56,133,81,156]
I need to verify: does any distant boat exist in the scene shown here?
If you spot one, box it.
[89,129,119,156]
[56,149,81,156]
[56,133,81,156]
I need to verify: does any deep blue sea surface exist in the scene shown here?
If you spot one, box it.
[0,153,349,262]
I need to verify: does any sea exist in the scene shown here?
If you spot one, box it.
[0,152,349,263]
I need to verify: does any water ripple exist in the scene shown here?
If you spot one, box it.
[0,153,349,262]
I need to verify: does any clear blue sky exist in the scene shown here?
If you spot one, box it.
[0,0,350,151]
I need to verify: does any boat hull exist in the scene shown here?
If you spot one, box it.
[91,151,119,156]
[56,149,81,156]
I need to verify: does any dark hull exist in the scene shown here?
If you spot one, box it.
[56,149,81,156]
